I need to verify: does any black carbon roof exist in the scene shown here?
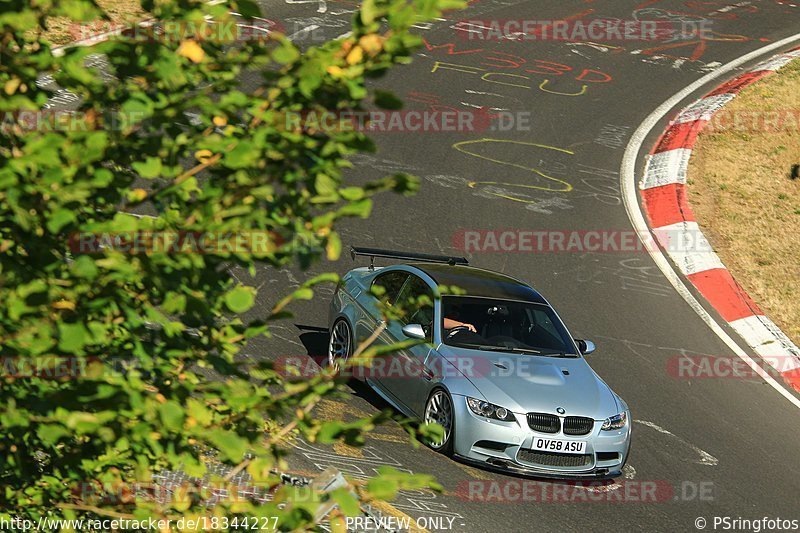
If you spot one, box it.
[409,263,547,304]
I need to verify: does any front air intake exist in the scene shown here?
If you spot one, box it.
[526,413,560,433]
[563,416,594,436]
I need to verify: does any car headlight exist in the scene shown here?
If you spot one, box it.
[466,397,516,422]
[601,412,627,431]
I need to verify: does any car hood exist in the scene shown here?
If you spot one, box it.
[439,345,620,419]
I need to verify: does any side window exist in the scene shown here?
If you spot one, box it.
[371,271,409,305]
[395,275,435,334]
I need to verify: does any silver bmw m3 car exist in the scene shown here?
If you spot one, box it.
[327,247,631,479]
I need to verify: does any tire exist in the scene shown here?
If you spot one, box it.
[327,318,352,374]
[423,388,455,456]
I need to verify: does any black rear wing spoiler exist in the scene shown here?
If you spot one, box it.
[350,246,469,270]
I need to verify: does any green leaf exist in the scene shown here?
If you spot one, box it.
[162,293,186,314]
[438,0,467,9]
[361,0,380,24]
[326,232,342,260]
[315,173,338,196]
[234,0,262,17]
[290,287,314,301]
[132,157,163,179]
[209,430,249,462]
[246,457,275,482]
[225,286,256,313]
[65,412,100,433]
[186,398,213,427]
[366,477,399,500]
[54,0,102,21]
[159,401,185,432]
[37,424,70,445]
[58,322,90,353]
[120,96,154,123]
[272,41,300,65]
[316,422,343,442]
[338,198,373,218]
[46,209,76,233]
[305,273,339,286]
[330,488,361,517]
[225,141,259,169]
[339,187,365,201]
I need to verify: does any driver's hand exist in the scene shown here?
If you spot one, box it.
[465,323,476,333]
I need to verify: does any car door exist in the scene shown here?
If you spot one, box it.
[379,274,436,416]
[355,269,407,343]
[353,270,408,381]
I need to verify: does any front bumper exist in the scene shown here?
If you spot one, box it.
[451,395,631,479]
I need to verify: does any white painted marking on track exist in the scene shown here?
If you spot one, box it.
[566,42,614,53]
[635,420,718,466]
[575,464,637,495]
[464,89,504,97]
[287,24,320,41]
[621,34,800,409]
[284,0,327,13]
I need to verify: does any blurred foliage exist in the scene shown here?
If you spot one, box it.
[0,0,463,527]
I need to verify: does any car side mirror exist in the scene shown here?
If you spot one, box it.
[576,339,596,355]
[402,323,427,340]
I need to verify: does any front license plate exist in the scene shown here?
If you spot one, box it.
[531,437,586,455]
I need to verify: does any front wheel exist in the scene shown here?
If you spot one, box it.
[423,389,455,455]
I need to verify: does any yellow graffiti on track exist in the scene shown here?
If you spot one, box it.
[453,138,574,195]
[539,79,587,97]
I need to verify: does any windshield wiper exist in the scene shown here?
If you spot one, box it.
[452,343,511,352]
[503,347,542,355]
[539,351,579,358]
[452,342,541,354]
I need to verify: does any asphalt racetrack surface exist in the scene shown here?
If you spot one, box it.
[231,1,800,530]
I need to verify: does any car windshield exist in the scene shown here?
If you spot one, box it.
[441,296,578,356]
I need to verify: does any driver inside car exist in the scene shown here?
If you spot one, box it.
[442,302,476,333]
[398,279,476,336]
[443,317,476,333]
[408,305,475,338]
